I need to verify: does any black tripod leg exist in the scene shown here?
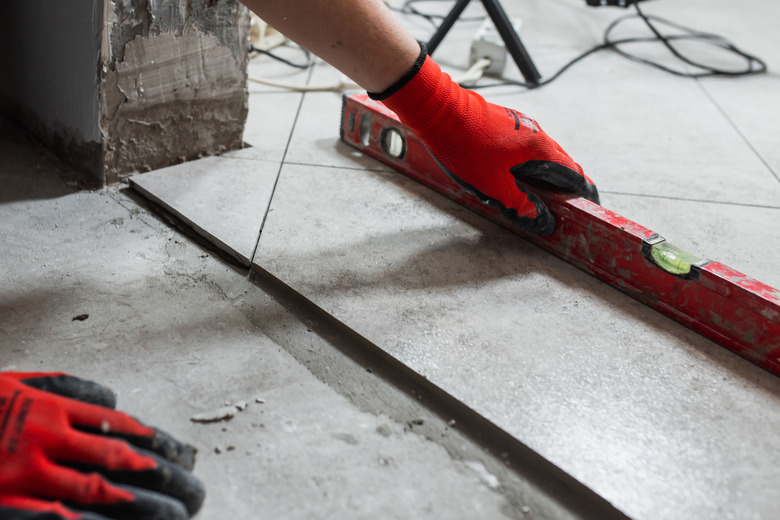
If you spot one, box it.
[480,0,541,84]
[426,0,472,54]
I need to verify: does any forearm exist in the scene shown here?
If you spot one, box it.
[240,0,420,92]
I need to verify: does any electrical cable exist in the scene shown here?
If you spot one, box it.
[247,75,360,93]
[396,1,767,90]
[607,3,767,78]
[249,44,314,70]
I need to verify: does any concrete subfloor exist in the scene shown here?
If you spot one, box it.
[4,1,780,519]
[0,116,537,519]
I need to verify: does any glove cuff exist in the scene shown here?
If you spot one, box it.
[368,42,428,101]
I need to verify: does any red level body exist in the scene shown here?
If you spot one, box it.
[340,93,780,376]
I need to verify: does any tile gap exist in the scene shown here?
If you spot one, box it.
[694,78,780,184]
[283,160,392,173]
[247,66,315,268]
[602,190,780,210]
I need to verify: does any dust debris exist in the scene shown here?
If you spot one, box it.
[190,406,237,423]
[375,424,392,437]
[463,461,500,489]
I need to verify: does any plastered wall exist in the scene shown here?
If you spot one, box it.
[100,0,250,184]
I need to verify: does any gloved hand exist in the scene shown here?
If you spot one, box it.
[371,46,599,235]
[0,372,205,520]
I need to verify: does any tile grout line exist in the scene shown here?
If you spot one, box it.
[601,190,780,210]
[247,66,315,269]
[695,78,780,184]
[284,160,391,173]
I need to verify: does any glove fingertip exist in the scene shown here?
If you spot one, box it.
[19,374,118,409]
[511,160,599,204]
[147,428,198,471]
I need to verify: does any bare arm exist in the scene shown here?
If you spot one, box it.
[240,0,420,92]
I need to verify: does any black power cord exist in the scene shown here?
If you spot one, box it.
[607,4,767,78]
[249,44,314,70]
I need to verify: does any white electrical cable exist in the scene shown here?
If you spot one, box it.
[457,57,492,86]
[248,58,492,93]
[247,75,361,92]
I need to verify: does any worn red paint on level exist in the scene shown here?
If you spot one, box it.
[341,93,780,376]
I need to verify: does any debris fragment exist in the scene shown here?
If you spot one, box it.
[190,406,237,423]
[235,400,248,411]
[214,446,223,454]
[226,445,235,452]
[463,461,500,489]
[255,397,265,404]
[72,314,89,321]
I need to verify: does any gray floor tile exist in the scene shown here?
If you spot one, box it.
[240,91,303,161]
[698,74,780,182]
[283,81,393,171]
[255,162,780,520]
[130,154,279,265]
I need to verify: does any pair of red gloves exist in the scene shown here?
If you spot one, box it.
[0,372,204,520]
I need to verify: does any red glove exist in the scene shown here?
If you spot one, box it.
[0,372,204,520]
[371,46,599,235]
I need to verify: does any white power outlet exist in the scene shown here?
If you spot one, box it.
[469,17,522,76]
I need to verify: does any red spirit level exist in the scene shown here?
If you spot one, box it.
[340,93,780,376]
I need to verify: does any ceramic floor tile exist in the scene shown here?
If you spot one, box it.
[647,0,780,183]
[130,152,279,265]
[282,80,393,171]
[255,162,780,520]
[698,74,780,181]
[240,91,303,161]
[648,0,780,71]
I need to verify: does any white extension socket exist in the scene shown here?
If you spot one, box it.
[249,13,287,51]
[469,17,522,76]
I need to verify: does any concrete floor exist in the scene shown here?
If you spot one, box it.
[4,1,780,519]
[0,116,544,519]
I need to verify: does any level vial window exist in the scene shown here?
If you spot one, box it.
[381,127,406,159]
[650,242,702,276]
